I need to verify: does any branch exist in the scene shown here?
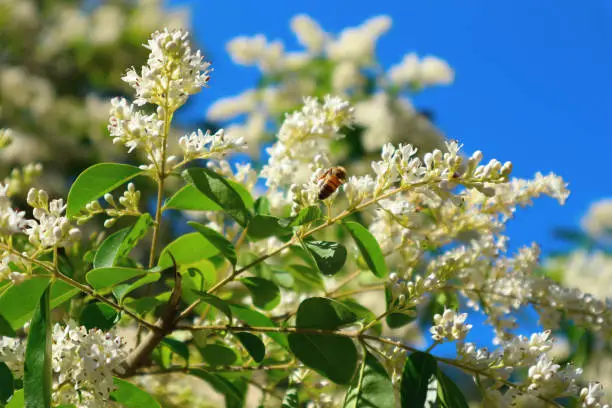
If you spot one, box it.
[181,323,564,408]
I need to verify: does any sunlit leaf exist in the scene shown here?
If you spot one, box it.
[24,285,52,408]
[67,163,143,218]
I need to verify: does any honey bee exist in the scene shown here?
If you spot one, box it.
[317,166,347,200]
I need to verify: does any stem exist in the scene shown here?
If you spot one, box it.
[360,308,391,333]
[353,343,368,403]
[148,77,173,269]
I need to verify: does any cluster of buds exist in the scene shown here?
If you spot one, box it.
[75,183,142,226]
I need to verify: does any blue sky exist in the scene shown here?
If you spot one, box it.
[169,0,612,255]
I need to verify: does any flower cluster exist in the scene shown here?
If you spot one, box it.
[209,15,451,157]
[260,95,354,198]
[107,29,245,175]
[25,188,81,248]
[429,308,472,342]
[122,28,211,109]
[0,323,127,407]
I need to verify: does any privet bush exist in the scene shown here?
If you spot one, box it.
[0,28,609,408]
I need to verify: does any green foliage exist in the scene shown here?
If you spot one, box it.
[230,304,288,349]
[234,332,266,363]
[110,378,161,407]
[201,344,238,366]
[239,277,281,310]
[289,298,358,384]
[344,352,395,408]
[282,205,323,227]
[93,214,153,268]
[400,352,438,408]
[0,362,14,405]
[287,264,325,291]
[302,240,348,276]
[343,221,388,278]
[86,267,146,291]
[24,286,52,408]
[188,221,237,267]
[79,302,118,331]
[157,232,219,270]
[183,168,252,227]
[66,163,144,218]
[247,215,292,241]
[436,370,469,408]
[192,290,233,323]
[5,389,23,408]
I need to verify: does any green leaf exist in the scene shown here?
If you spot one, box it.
[0,278,49,331]
[183,168,252,227]
[289,297,358,384]
[281,205,323,227]
[180,262,216,314]
[161,338,190,363]
[112,272,161,302]
[124,297,163,314]
[287,264,325,291]
[0,362,14,405]
[79,302,118,331]
[400,352,438,408]
[344,352,395,408]
[288,333,357,385]
[67,163,143,218]
[24,285,52,408]
[201,344,238,366]
[247,215,292,241]
[437,369,469,408]
[165,184,220,211]
[94,228,131,269]
[0,279,78,332]
[86,267,146,291]
[254,196,271,215]
[343,221,388,278]
[239,277,280,311]
[192,290,233,323]
[0,314,16,337]
[188,221,237,266]
[234,332,265,363]
[296,297,357,329]
[110,378,161,407]
[281,388,299,408]
[230,304,288,349]
[303,241,347,276]
[188,369,244,406]
[157,232,219,270]
[339,299,382,336]
[115,213,153,261]
[6,389,23,408]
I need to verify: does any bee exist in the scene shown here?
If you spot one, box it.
[317,166,347,200]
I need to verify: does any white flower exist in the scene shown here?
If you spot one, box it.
[580,383,610,408]
[343,175,375,208]
[261,95,354,189]
[430,308,472,342]
[582,199,612,241]
[389,53,454,88]
[0,183,25,234]
[0,336,26,378]
[332,62,363,93]
[122,28,211,109]
[326,16,391,64]
[290,15,327,54]
[207,90,258,121]
[24,188,80,248]
[178,128,246,161]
